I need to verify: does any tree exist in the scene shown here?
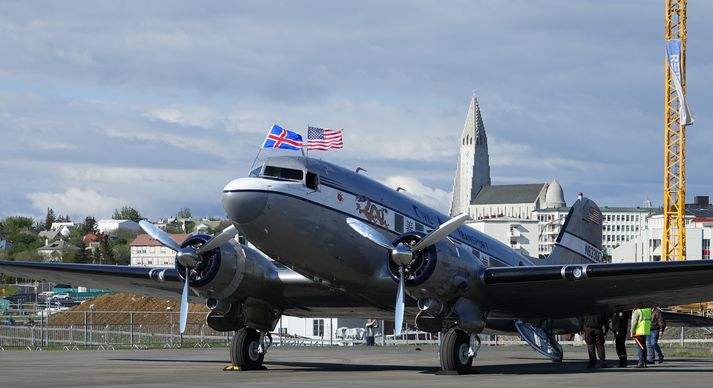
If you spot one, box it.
[99,238,114,264]
[80,216,98,235]
[112,206,143,223]
[44,208,56,230]
[73,240,91,264]
[111,243,130,265]
[176,207,192,219]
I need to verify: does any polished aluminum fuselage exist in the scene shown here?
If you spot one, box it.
[222,156,532,318]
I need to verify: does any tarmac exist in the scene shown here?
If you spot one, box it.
[2,345,713,388]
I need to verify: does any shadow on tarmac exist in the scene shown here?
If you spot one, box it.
[108,357,713,376]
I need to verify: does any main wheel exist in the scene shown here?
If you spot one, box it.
[230,328,264,370]
[439,329,473,373]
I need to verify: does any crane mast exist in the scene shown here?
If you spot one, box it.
[662,0,688,261]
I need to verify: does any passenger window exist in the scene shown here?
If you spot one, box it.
[263,166,304,181]
[306,172,319,190]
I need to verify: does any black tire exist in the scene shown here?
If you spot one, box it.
[439,329,473,373]
[230,328,264,370]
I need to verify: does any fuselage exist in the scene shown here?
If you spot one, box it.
[222,156,533,310]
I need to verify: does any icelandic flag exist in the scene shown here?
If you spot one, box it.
[262,124,304,150]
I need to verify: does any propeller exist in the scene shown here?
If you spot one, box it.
[346,213,469,335]
[138,220,239,333]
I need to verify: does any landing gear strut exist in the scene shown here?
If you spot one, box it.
[439,328,479,374]
[230,328,271,370]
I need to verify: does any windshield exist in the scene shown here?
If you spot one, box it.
[262,165,304,181]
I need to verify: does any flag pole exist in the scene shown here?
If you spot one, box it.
[250,124,274,172]
[304,125,310,171]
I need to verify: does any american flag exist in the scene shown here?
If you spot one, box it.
[587,206,602,225]
[307,126,343,151]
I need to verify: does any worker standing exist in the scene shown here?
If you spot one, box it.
[611,311,630,367]
[580,313,609,368]
[647,306,667,364]
[630,306,652,368]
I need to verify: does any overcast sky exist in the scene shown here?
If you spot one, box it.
[1,1,712,221]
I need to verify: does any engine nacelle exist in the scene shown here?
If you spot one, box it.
[387,232,482,303]
[177,235,281,331]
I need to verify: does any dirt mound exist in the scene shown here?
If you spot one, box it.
[49,294,209,326]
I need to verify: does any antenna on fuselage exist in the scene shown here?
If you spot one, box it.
[355,167,367,174]
[396,187,407,192]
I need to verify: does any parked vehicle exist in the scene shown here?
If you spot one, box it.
[49,293,70,301]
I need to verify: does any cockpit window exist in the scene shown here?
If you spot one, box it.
[263,165,304,181]
[306,172,319,190]
[249,166,262,177]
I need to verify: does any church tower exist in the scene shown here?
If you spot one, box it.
[449,95,491,217]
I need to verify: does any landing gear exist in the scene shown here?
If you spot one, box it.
[439,328,479,374]
[230,328,268,370]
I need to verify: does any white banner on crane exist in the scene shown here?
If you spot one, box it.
[666,39,694,126]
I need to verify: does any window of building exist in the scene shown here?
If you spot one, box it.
[704,239,710,260]
[313,319,324,337]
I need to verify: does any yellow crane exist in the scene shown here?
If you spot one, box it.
[662,0,689,261]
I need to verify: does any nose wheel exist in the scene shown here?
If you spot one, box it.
[230,328,269,370]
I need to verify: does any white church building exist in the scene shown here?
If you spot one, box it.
[450,96,568,258]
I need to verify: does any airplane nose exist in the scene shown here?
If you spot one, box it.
[222,190,268,225]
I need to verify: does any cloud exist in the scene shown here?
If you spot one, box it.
[383,176,451,214]
[1,0,713,221]
[27,188,124,219]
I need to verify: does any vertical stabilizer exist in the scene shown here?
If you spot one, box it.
[543,197,603,265]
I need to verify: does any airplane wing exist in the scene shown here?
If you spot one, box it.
[663,311,713,327]
[0,260,184,299]
[0,260,389,318]
[480,260,713,319]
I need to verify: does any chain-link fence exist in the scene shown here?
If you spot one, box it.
[0,311,234,350]
[2,310,713,351]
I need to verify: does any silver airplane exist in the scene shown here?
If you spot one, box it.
[3,155,713,374]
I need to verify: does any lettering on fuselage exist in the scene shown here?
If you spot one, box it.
[356,196,390,228]
[585,243,603,263]
[455,229,489,252]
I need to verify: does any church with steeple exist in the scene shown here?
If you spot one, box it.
[450,95,567,258]
[449,96,491,217]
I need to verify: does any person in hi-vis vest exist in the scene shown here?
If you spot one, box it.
[630,306,652,368]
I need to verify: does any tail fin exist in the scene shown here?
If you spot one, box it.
[542,197,603,265]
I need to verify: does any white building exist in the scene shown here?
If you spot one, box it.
[97,219,142,235]
[468,217,539,257]
[130,233,189,267]
[611,198,713,263]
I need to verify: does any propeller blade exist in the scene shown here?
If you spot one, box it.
[346,218,394,251]
[139,220,181,252]
[411,213,469,252]
[394,267,405,336]
[179,267,189,334]
[196,225,239,255]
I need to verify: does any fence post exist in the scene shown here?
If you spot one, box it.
[84,311,88,347]
[130,312,134,349]
[680,327,684,346]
